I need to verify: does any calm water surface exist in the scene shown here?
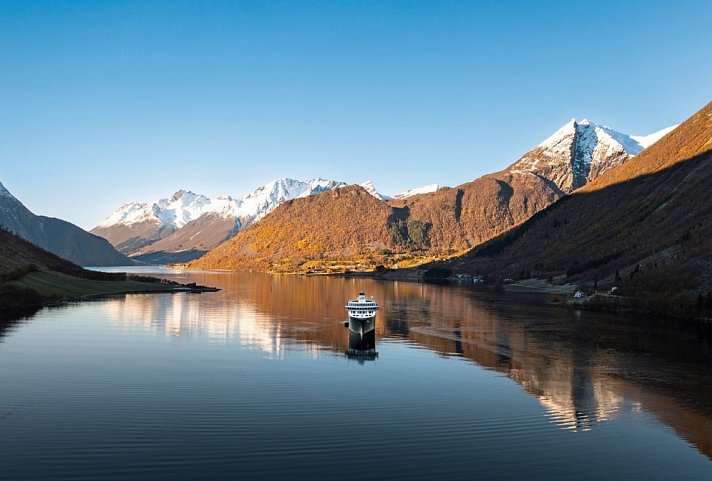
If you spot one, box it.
[2,270,712,480]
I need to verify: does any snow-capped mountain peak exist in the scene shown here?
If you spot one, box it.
[97,189,215,230]
[515,119,678,192]
[153,190,214,228]
[170,189,184,200]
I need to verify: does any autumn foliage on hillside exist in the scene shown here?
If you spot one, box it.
[189,186,393,271]
[189,161,569,272]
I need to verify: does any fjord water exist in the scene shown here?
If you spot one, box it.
[2,271,712,480]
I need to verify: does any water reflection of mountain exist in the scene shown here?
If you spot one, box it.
[101,272,712,458]
[101,293,291,356]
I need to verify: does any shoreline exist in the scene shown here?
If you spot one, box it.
[156,265,711,322]
[0,271,219,320]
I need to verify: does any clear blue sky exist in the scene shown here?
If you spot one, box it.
[1,0,710,229]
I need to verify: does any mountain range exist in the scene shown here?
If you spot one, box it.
[432,101,712,315]
[187,119,676,272]
[0,181,131,266]
[91,178,351,263]
[92,177,405,263]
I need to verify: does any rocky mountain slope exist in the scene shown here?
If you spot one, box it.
[188,120,675,272]
[0,182,132,266]
[438,101,712,314]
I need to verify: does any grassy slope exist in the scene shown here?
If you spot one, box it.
[0,226,86,277]
[9,271,174,298]
[0,228,185,315]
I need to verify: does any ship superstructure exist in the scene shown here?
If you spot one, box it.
[346,291,378,333]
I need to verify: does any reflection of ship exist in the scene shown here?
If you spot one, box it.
[345,291,378,359]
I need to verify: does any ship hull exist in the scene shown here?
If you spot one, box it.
[348,316,375,336]
[348,326,376,352]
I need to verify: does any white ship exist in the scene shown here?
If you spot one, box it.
[345,291,378,336]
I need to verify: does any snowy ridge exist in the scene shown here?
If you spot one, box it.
[536,119,578,155]
[97,190,219,229]
[631,125,678,148]
[98,178,346,229]
[233,178,346,224]
[393,184,443,199]
[99,202,154,228]
[359,180,390,201]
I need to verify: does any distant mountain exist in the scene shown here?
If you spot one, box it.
[92,178,346,262]
[437,101,712,315]
[0,227,85,278]
[188,119,675,272]
[393,184,444,199]
[0,181,132,266]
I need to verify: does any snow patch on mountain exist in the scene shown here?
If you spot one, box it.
[393,184,444,199]
[359,180,390,201]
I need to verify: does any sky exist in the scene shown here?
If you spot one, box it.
[1,0,710,229]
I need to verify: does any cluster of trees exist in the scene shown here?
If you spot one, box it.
[387,219,431,251]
